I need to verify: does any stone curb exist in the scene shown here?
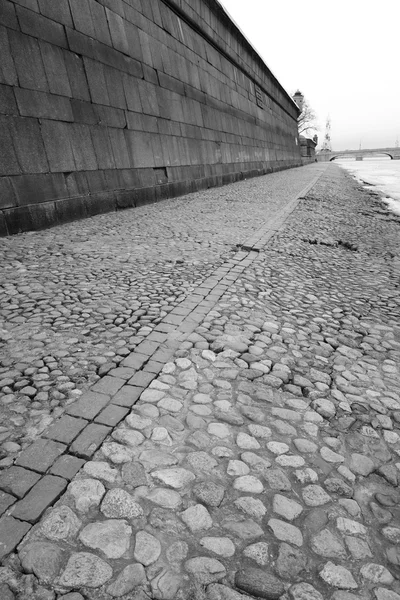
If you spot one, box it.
[240,169,327,252]
[0,165,328,560]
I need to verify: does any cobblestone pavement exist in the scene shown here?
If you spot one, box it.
[0,164,324,463]
[2,163,400,600]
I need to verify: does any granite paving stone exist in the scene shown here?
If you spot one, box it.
[1,164,400,599]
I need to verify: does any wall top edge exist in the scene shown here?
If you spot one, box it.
[204,0,300,116]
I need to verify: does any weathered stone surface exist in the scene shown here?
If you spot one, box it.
[166,540,189,564]
[134,530,161,565]
[83,461,118,483]
[349,453,375,476]
[208,423,231,439]
[268,519,303,546]
[234,497,266,519]
[200,536,235,557]
[101,488,143,519]
[41,506,81,541]
[273,495,303,521]
[207,583,248,600]
[227,460,250,476]
[236,432,260,449]
[336,517,367,536]
[374,589,400,600]
[193,482,225,507]
[243,542,269,566]
[233,475,264,493]
[58,552,113,588]
[235,568,285,599]
[187,451,218,472]
[68,478,105,513]
[276,542,307,580]
[302,485,331,506]
[320,446,344,463]
[151,568,181,600]
[79,520,132,559]
[264,468,292,491]
[223,518,264,540]
[19,541,64,583]
[293,439,318,453]
[102,442,134,464]
[121,462,148,487]
[360,563,394,584]
[106,563,146,597]
[345,536,372,559]
[181,504,212,532]
[319,562,358,589]
[311,529,346,559]
[185,557,226,584]
[151,468,195,489]
[147,488,182,509]
[289,582,324,600]
[112,428,145,447]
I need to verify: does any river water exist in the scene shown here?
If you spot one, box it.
[336,157,400,215]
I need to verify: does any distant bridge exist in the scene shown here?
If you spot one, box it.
[317,147,400,161]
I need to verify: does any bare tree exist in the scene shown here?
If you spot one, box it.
[297,98,318,136]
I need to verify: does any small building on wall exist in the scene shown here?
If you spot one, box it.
[299,135,317,161]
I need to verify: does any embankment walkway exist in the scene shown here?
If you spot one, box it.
[1,163,400,600]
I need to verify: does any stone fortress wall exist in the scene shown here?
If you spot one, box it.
[0,0,302,235]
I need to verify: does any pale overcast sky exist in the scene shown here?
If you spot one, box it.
[220,0,399,151]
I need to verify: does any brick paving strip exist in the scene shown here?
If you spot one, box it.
[0,165,328,560]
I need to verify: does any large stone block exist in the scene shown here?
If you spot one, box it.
[39,41,72,96]
[15,89,73,121]
[105,7,129,54]
[64,50,91,101]
[0,1,19,30]
[0,517,31,561]
[10,475,67,522]
[65,27,95,60]
[9,116,49,173]
[108,128,131,169]
[84,191,116,216]
[71,99,98,124]
[0,28,18,86]
[89,0,111,46]
[12,0,39,11]
[158,71,185,96]
[95,105,126,128]
[125,21,143,62]
[4,203,56,235]
[12,173,68,206]
[83,57,110,105]
[0,117,20,176]
[70,123,98,171]
[104,65,126,109]
[8,29,48,91]
[138,80,160,117]
[69,0,95,38]
[16,5,67,48]
[100,0,125,19]
[66,391,110,420]
[123,74,142,112]
[91,126,116,169]
[0,466,41,499]
[41,119,75,172]
[56,196,88,224]
[125,130,155,168]
[38,0,73,27]
[0,177,16,209]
